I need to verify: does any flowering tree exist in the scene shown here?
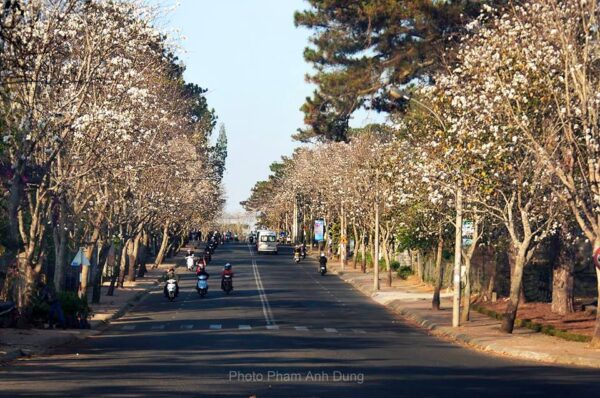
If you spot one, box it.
[0,1,224,314]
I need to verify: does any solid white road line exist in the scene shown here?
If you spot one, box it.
[121,325,136,331]
[247,244,276,326]
[238,325,252,330]
[209,324,222,330]
[324,328,338,333]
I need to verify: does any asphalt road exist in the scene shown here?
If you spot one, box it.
[1,242,600,397]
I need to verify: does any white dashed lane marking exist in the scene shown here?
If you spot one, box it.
[180,324,194,329]
[151,325,165,330]
[266,325,280,330]
[324,328,338,333]
[295,326,309,331]
[238,325,252,330]
[121,325,136,331]
[352,329,366,334]
[209,324,222,330]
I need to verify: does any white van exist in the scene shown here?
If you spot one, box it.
[257,230,278,254]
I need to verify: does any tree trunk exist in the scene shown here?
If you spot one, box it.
[432,228,444,311]
[127,233,142,282]
[153,223,170,268]
[486,254,497,301]
[416,250,424,282]
[461,257,473,323]
[501,246,527,333]
[91,243,111,304]
[52,205,68,292]
[592,263,600,348]
[79,223,101,299]
[551,229,574,315]
[106,242,120,296]
[118,238,131,288]
[137,230,149,278]
[352,223,359,269]
[361,230,367,273]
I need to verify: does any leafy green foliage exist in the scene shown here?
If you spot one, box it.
[294,0,491,141]
[397,265,414,280]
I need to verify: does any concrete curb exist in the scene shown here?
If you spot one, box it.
[1,274,163,365]
[335,268,600,369]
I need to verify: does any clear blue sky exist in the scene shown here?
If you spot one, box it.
[164,0,312,213]
[165,0,382,213]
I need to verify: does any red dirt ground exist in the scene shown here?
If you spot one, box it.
[479,300,597,337]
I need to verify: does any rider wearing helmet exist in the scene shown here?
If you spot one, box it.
[163,267,180,297]
[196,262,210,278]
[319,252,327,271]
[221,263,234,290]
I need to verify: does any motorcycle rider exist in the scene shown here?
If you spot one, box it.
[221,263,234,290]
[301,242,307,259]
[163,267,180,297]
[185,251,195,270]
[196,263,210,279]
[293,245,302,259]
[319,252,328,272]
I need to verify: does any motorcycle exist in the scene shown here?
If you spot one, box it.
[319,264,327,276]
[222,274,233,294]
[166,279,178,301]
[186,257,195,271]
[197,274,209,297]
[294,252,301,264]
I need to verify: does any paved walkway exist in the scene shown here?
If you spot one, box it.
[0,252,185,364]
[327,258,600,368]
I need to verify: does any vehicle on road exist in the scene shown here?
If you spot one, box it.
[256,230,278,254]
[294,252,301,263]
[186,254,195,271]
[222,274,233,294]
[166,279,178,301]
[197,274,209,297]
[319,253,327,276]
[320,263,327,275]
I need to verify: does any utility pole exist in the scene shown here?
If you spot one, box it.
[452,186,463,327]
[374,168,380,291]
[292,195,299,244]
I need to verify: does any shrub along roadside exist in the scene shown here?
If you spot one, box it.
[30,291,91,329]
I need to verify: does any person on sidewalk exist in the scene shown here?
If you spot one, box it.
[38,279,65,329]
[162,267,180,297]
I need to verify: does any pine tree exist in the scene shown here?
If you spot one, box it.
[294,0,490,142]
[211,124,228,181]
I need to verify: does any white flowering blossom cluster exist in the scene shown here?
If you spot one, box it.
[1,1,224,303]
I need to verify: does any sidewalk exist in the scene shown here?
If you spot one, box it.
[0,251,186,365]
[326,259,600,368]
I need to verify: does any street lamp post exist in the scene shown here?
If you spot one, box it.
[389,87,462,326]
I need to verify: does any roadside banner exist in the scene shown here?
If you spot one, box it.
[314,219,325,242]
